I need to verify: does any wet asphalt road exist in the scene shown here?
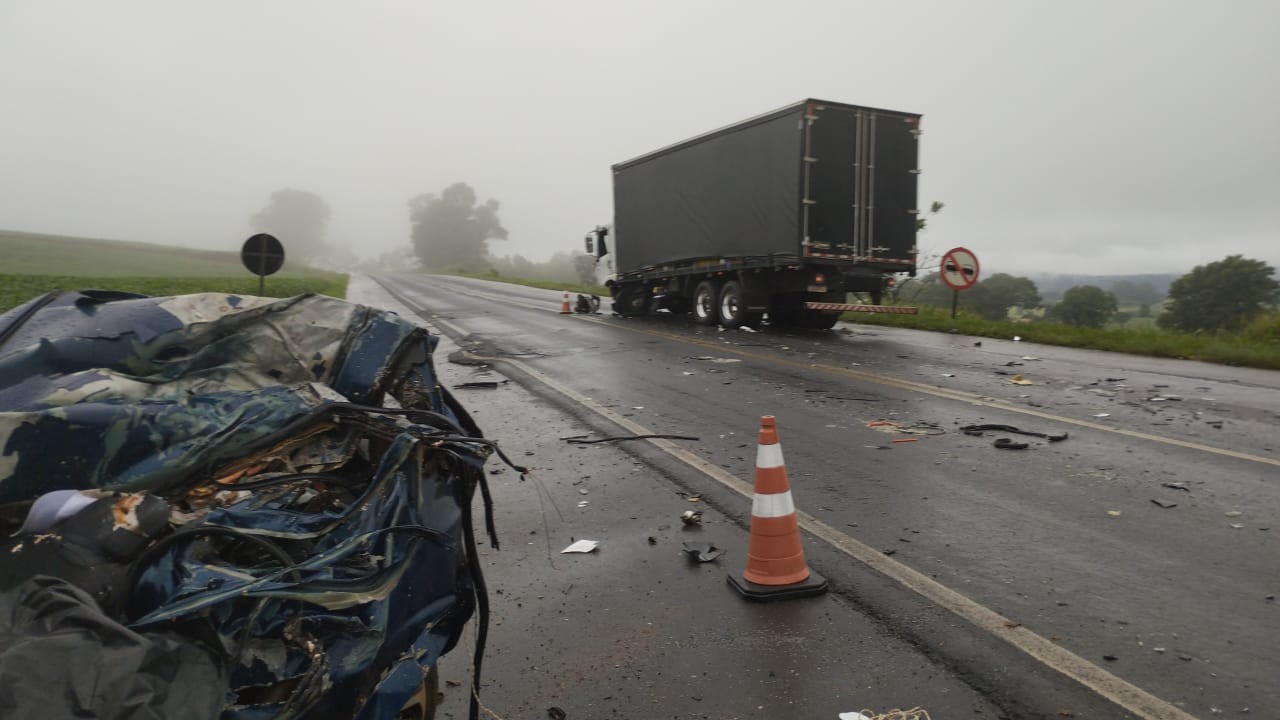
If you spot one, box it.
[358,274,1279,719]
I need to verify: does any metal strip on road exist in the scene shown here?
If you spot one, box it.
[379,278,1200,720]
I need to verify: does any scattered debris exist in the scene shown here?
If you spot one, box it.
[892,438,919,444]
[564,433,699,444]
[453,380,509,389]
[1105,377,1126,382]
[1225,511,1243,517]
[1230,523,1245,529]
[647,536,657,545]
[547,707,567,720]
[1103,655,1118,662]
[1151,500,1177,509]
[560,540,599,554]
[941,373,955,378]
[1162,482,1191,492]
[960,424,1068,442]
[681,542,723,563]
[994,438,1029,450]
[1107,510,1122,517]
[1092,413,1111,418]
[1013,336,1022,342]
[576,501,589,508]
[1010,375,1034,385]
[681,510,703,526]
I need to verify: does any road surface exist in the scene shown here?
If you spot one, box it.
[354,274,1279,719]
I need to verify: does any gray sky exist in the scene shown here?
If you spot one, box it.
[2,1,1277,276]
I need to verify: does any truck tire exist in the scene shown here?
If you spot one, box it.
[693,280,721,325]
[800,310,841,330]
[718,281,761,329]
[613,284,650,316]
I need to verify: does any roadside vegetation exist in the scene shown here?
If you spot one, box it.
[857,254,1280,370]
[0,229,347,314]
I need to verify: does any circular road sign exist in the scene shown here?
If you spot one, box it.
[241,233,285,277]
[940,247,980,291]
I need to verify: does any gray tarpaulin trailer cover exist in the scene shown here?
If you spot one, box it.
[0,290,517,720]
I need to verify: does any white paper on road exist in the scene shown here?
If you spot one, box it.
[560,540,599,553]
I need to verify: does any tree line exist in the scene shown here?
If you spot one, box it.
[895,255,1278,334]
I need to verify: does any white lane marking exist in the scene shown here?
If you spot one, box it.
[751,491,796,518]
[756,442,785,469]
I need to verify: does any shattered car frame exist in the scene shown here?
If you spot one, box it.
[0,290,512,720]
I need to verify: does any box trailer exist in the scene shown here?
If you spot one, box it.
[586,98,921,328]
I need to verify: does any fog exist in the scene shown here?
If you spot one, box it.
[2,1,1276,276]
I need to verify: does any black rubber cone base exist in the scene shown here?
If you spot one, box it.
[727,569,828,602]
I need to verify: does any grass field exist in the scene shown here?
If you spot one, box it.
[845,305,1280,370]
[0,229,347,313]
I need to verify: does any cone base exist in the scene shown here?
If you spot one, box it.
[727,568,828,602]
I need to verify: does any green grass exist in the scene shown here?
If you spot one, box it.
[0,228,348,313]
[846,305,1280,370]
[0,229,321,278]
[1,274,348,315]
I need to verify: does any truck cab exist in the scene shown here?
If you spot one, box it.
[583,225,616,290]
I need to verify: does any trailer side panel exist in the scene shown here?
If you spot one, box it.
[612,109,804,271]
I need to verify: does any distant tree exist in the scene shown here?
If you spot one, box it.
[915,200,944,231]
[572,254,597,286]
[409,182,507,271]
[1158,255,1280,333]
[1108,279,1164,307]
[965,273,1042,320]
[250,188,331,263]
[1048,285,1118,328]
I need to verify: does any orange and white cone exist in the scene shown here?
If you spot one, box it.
[728,415,828,601]
[559,290,572,314]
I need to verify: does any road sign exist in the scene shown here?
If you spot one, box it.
[940,247,980,291]
[241,233,285,295]
[241,233,285,277]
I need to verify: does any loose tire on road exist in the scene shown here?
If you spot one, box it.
[693,280,721,325]
[718,281,761,329]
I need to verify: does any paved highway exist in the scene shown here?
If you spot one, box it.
[364,273,1278,719]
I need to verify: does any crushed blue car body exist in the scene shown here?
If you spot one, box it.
[0,290,507,720]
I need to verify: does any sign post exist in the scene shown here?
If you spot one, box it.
[241,234,286,295]
[939,247,980,320]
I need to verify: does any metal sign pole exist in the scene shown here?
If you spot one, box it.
[951,289,959,320]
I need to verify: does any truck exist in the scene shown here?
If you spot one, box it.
[585,98,922,329]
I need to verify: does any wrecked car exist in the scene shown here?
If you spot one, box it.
[0,290,511,720]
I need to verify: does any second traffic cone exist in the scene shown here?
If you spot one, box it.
[728,415,828,601]
[559,290,572,314]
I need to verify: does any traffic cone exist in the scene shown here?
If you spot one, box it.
[559,290,572,314]
[728,415,828,601]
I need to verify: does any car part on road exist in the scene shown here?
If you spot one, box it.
[562,433,700,444]
[682,542,723,563]
[960,424,1069,442]
[0,291,525,720]
[993,438,1030,450]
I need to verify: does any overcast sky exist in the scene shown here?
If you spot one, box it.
[2,1,1277,277]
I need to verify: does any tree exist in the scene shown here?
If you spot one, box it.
[965,273,1042,320]
[1108,279,1164,307]
[250,189,331,263]
[1158,255,1280,333]
[1048,285,1118,328]
[409,183,507,271]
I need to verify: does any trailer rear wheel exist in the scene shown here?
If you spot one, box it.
[693,280,720,325]
[613,284,650,317]
[718,281,761,329]
[800,310,841,330]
